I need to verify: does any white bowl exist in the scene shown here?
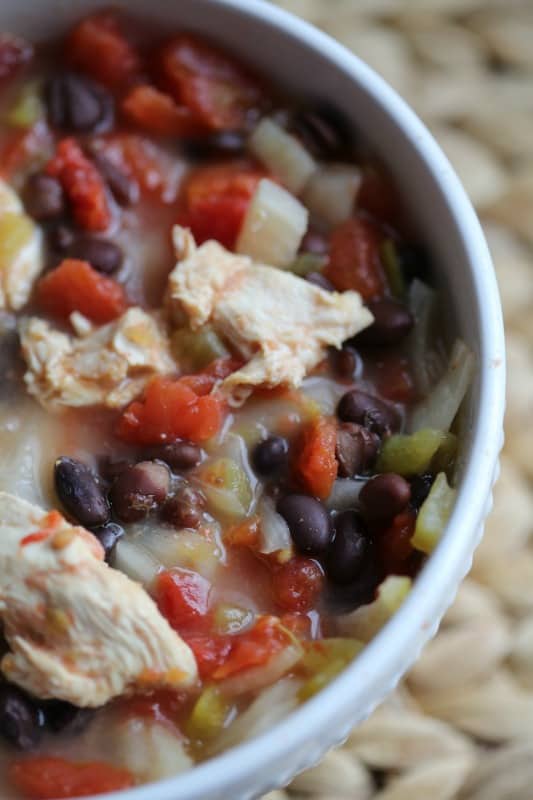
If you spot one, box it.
[4,1,505,798]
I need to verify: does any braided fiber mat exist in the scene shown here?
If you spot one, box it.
[259,2,533,799]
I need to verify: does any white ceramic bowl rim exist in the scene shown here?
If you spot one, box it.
[24,1,504,797]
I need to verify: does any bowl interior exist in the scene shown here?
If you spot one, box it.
[1,2,505,799]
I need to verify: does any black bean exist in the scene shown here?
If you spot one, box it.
[45,72,113,134]
[277,494,333,555]
[0,684,44,750]
[290,106,352,159]
[305,272,335,291]
[410,473,435,510]
[98,458,133,484]
[337,389,400,436]
[356,298,414,347]
[162,485,206,529]
[90,522,124,561]
[47,224,76,254]
[336,422,379,478]
[145,441,203,471]
[329,346,359,380]
[327,510,371,584]
[325,555,381,612]
[182,130,247,159]
[359,473,411,525]
[397,243,430,283]
[40,700,94,735]
[23,173,65,221]
[68,236,123,274]
[91,151,139,207]
[55,457,110,528]
[252,436,289,476]
[110,461,170,523]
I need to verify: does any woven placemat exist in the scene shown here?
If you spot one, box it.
[259,2,533,798]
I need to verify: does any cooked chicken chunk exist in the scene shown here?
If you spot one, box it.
[0,492,197,707]
[0,178,44,311]
[167,226,373,403]
[20,307,176,409]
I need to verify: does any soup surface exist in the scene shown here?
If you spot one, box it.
[0,11,473,799]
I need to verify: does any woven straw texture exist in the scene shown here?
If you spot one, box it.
[260,1,533,798]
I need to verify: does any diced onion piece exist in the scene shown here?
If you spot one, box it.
[236,178,308,268]
[211,677,301,754]
[196,457,253,520]
[412,472,456,555]
[116,719,192,781]
[325,478,367,511]
[213,604,254,635]
[113,538,161,587]
[408,279,444,396]
[257,495,292,555]
[377,428,454,477]
[219,642,303,696]
[409,339,475,433]
[302,164,362,229]
[249,117,317,195]
[140,527,223,581]
[337,576,411,641]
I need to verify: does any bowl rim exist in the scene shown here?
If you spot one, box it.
[54,1,505,797]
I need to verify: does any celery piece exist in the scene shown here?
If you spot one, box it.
[214,604,254,635]
[6,81,44,128]
[380,239,406,299]
[289,252,327,277]
[337,576,412,642]
[377,428,448,477]
[197,458,253,519]
[186,686,231,741]
[412,472,456,555]
[171,326,229,372]
[298,638,363,701]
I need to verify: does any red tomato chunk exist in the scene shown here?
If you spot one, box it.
[37,259,128,324]
[46,139,111,232]
[116,375,226,445]
[122,85,203,138]
[272,558,325,612]
[156,569,212,632]
[8,757,134,799]
[157,34,264,131]
[325,216,385,299]
[294,417,338,500]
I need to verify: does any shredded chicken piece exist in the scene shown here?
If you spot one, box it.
[167,226,373,403]
[20,307,176,409]
[0,492,197,707]
[0,178,44,311]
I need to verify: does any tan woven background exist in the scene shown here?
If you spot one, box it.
[260,1,533,798]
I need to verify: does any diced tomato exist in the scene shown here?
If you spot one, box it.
[116,375,226,445]
[46,138,111,231]
[211,616,289,681]
[100,133,175,201]
[8,757,134,799]
[37,259,128,324]
[294,417,338,500]
[122,85,204,137]
[185,634,233,681]
[324,216,386,300]
[156,34,264,131]
[357,165,401,226]
[375,354,416,404]
[177,162,264,249]
[379,509,416,575]
[0,33,33,85]
[272,558,324,612]
[65,11,142,91]
[156,569,212,633]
